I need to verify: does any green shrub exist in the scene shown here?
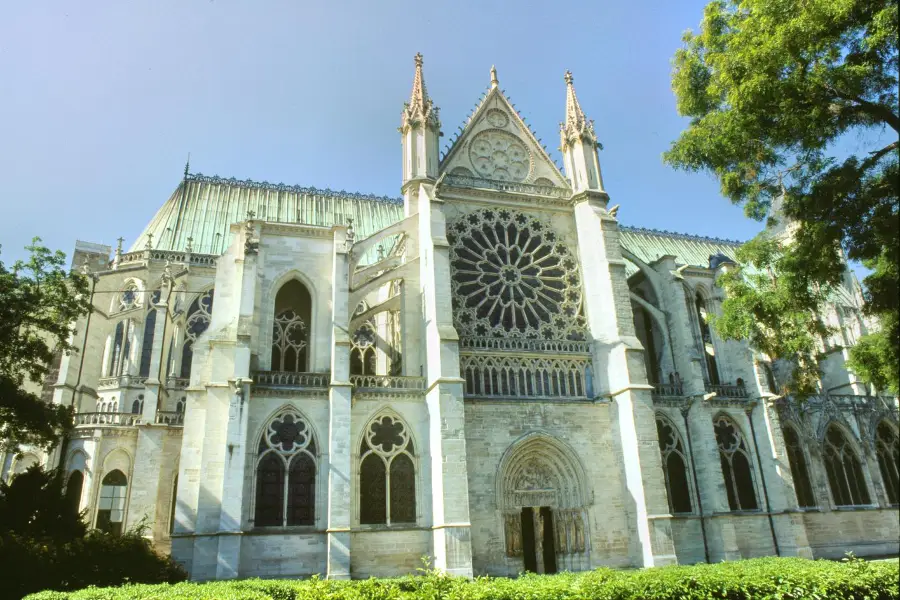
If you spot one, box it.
[2,529,186,600]
[21,556,900,600]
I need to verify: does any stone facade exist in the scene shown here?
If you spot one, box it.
[3,56,898,579]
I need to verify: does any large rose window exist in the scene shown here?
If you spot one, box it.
[448,209,586,340]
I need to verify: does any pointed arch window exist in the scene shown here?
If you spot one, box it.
[875,422,899,506]
[181,289,214,379]
[823,425,871,507]
[96,470,128,535]
[350,319,377,376]
[694,292,720,385]
[139,290,161,377]
[655,415,693,513]
[254,408,317,527]
[272,310,308,372]
[782,426,816,508]
[714,416,759,511]
[359,414,416,525]
[271,280,312,372]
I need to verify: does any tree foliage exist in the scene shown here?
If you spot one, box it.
[665,0,899,394]
[0,240,93,451]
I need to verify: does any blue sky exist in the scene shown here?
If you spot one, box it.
[2,0,769,264]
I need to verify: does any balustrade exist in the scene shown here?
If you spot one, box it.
[74,412,142,427]
[705,382,748,399]
[652,383,685,398]
[155,410,185,426]
[349,375,426,391]
[252,371,331,388]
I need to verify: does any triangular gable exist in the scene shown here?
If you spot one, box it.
[439,87,569,188]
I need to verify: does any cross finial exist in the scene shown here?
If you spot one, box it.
[116,237,124,252]
[490,65,499,89]
[564,70,573,85]
[414,52,423,67]
[246,209,255,220]
[144,233,154,250]
[184,153,190,178]
[185,236,194,253]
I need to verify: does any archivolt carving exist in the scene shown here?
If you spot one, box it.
[448,208,586,341]
[497,433,589,510]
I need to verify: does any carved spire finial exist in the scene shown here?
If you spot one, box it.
[401,52,440,132]
[560,69,596,146]
[490,65,498,89]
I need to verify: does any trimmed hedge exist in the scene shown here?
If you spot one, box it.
[22,557,900,600]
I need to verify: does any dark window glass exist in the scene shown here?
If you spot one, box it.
[876,422,899,505]
[715,416,758,511]
[655,416,693,514]
[360,454,387,524]
[287,454,316,526]
[783,427,816,507]
[96,470,127,535]
[823,426,871,506]
[390,453,416,523]
[139,308,156,377]
[66,471,84,514]
[695,294,720,384]
[169,475,178,534]
[254,453,285,526]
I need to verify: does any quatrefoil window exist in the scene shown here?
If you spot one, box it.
[448,209,586,341]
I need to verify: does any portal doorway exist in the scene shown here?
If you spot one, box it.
[520,506,557,574]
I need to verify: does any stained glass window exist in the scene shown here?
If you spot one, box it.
[359,414,416,525]
[655,415,693,513]
[875,422,899,505]
[823,425,871,507]
[254,408,317,527]
[715,416,759,511]
[783,426,816,508]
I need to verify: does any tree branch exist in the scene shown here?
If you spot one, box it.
[859,141,900,172]
[827,85,900,132]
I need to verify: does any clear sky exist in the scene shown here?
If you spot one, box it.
[1,0,767,264]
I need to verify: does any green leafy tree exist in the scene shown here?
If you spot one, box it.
[0,465,87,543]
[665,0,898,394]
[0,239,92,452]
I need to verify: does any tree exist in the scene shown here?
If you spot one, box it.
[0,239,92,452]
[0,465,87,542]
[664,0,898,394]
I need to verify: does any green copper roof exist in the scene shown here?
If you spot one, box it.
[131,173,404,255]
[619,226,743,277]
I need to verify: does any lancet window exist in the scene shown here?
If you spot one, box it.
[714,416,759,511]
[271,280,311,372]
[181,289,214,379]
[694,292,720,385]
[138,290,161,377]
[823,425,871,507]
[875,422,899,506]
[254,408,317,527]
[96,470,128,536]
[105,319,135,377]
[782,426,816,508]
[655,415,693,513]
[359,414,416,526]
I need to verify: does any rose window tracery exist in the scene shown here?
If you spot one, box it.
[448,209,585,341]
[468,129,531,182]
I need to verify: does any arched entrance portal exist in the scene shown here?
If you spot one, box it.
[497,433,591,573]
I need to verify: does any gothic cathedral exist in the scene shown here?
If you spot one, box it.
[4,55,898,579]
